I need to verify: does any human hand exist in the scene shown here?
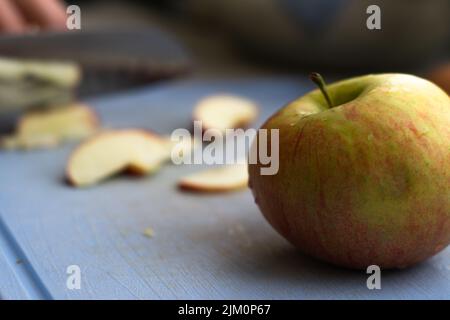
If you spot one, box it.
[0,0,67,33]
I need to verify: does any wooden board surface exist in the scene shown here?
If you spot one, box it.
[0,77,449,299]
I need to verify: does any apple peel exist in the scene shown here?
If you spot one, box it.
[248,73,450,269]
[178,164,249,192]
[66,130,169,187]
[193,95,258,132]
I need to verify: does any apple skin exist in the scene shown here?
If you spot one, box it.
[248,74,450,269]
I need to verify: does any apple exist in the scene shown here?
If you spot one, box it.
[67,130,169,187]
[1,104,98,150]
[179,164,248,192]
[193,94,258,132]
[248,73,450,269]
[1,134,60,150]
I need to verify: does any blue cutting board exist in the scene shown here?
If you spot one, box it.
[0,77,449,299]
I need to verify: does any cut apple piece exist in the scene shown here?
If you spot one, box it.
[143,227,155,238]
[1,103,99,150]
[163,135,200,165]
[66,130,169,187]
[1,134,60,150]
[17,103,98,138]
[193,95,258,132]
[178,164,249,192]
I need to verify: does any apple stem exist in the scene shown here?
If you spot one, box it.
[310,72,334,108]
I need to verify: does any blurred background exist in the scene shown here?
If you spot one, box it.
[0,0,450,105]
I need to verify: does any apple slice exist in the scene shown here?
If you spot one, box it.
[1,134,60,150]
[193,95,258,132]
[1,104,98,150]
[17,103,98,138]
[66,130,169,187]
[162,135,200,165]
[178,164,249,192]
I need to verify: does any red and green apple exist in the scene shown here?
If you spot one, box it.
[249,73,450,269]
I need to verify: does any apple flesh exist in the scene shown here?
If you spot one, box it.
[248,74,450,269]
[163,135,197,162]
[67,130,169,187]
[193,94,258,132]
[1,104,98,150]
[178,164,248,192]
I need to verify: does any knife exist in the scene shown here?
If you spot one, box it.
[0,28,191,116]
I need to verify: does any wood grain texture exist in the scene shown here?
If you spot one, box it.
[0,77,449,299]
